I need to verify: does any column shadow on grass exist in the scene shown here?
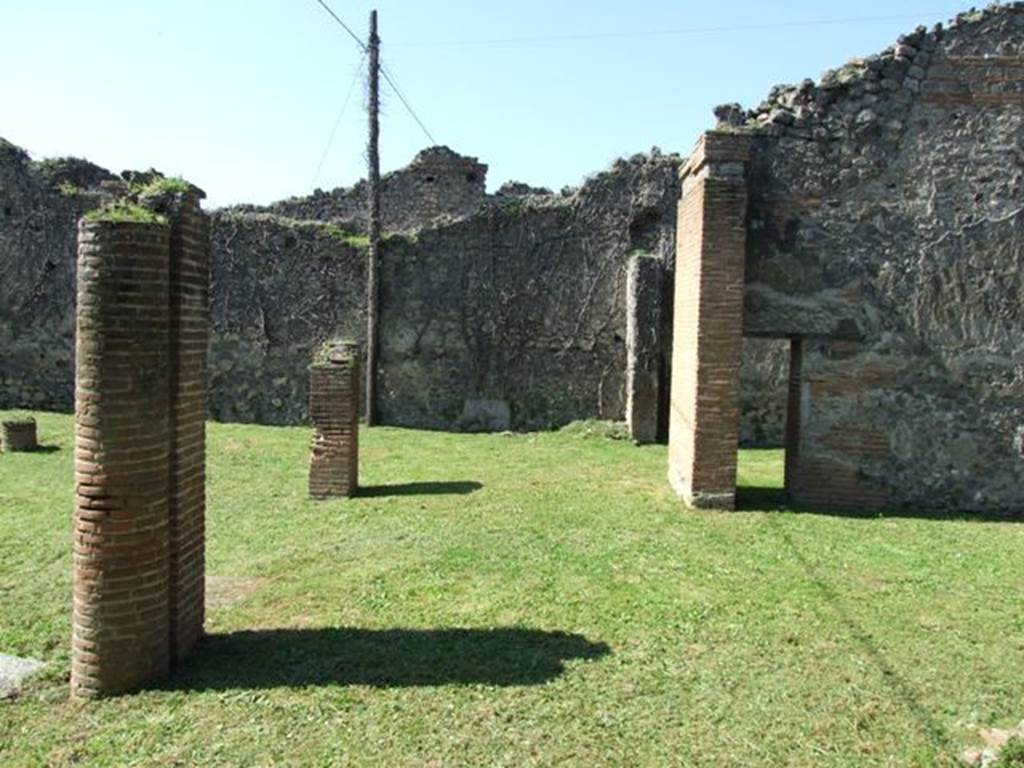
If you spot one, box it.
[356,481,482,498]
[735,486,789,511]
[165,627,610,690]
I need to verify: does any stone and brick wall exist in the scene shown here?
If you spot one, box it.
[737,4,1024,512]
[1,134,791,440]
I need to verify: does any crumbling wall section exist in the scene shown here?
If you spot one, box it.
[236,146,489,234]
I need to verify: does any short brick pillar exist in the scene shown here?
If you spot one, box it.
[667,132,751,510]
[309,344,360,499]
[166,194,209,664]
[1,419,37,452]
[72,220,173,698]
[625,254,664,444]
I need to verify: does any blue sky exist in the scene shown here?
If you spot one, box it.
[2,1,976,207]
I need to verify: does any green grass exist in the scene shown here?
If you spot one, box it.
[135,175,194,198]
[82,202,167,225]
[2,411,1023,767]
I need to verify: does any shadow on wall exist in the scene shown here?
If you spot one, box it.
[356,481,483,498]
[162,627,611,690]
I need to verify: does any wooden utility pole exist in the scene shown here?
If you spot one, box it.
[365,9,381,426]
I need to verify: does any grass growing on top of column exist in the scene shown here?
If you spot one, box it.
[1,410,1022,767]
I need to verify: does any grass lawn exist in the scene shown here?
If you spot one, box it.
[1,411,1023,767]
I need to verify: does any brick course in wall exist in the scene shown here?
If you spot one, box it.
[667,132,751,511]
[309,346,360,499]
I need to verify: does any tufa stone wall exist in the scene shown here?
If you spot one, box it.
[233,146,489,234]
[0,141,110,412]
[731,3,1024,512]
[205,151,684,431]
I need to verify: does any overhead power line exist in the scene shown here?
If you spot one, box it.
[310,0,438,146]
[389,10,961,48]
[312,0,366,52]
[310,52,367,191]
[380,64,436,145]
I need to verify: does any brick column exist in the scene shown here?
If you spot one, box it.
[167,194,209,664]
[667,132,751,510]
[72,220,172,698]
[309,344,360,499]
[625,254,664,444]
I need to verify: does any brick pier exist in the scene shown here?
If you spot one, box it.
[309,344,360,499]
[1,419,37,452]
[667,132,751,510]
[167,194,210,664]
[71,194,210,698]
[72,220,174,697]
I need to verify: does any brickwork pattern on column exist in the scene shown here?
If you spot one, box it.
[72,220,172,698]
[309,346,360,499]
[1,419,37,452]
[667,132,751,510]
[789,349,896,511]
[625,254,664,445]
[167,195,210,665]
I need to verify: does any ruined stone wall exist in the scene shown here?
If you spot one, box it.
[208,213,367,424]
[234,146,489,234]
[1,136,789,438]
[206,152,682,430]
[740,5,1024,511]
[0,141,110,412]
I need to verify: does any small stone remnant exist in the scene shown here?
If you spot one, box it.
[459,398,511,432]
[0,653,44,699]
[309,342,360,499]
[961,720,1024,767]
[0,418,37,452]
[713,103,747,129]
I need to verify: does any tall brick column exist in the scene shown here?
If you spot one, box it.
[309,343,360,499]
[625,254,664,444]
[72,220,173,698]
[667,132,751,510]
[167,193,209,664]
